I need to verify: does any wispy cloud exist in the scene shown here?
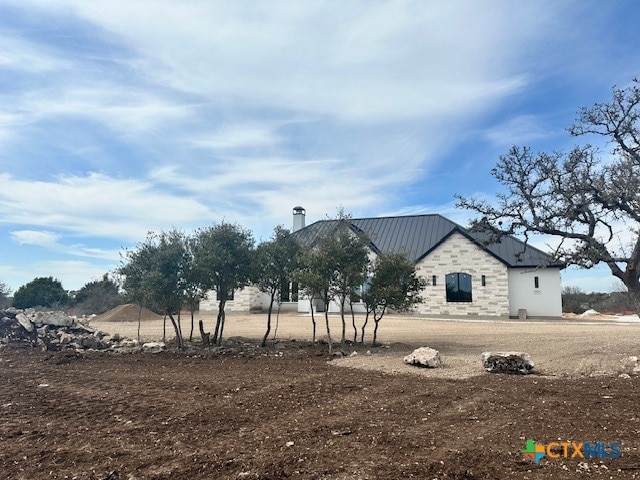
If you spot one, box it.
[191,123,283,150]
[0,173,213,241]
[483,115,558,148]
[10,229,119,260]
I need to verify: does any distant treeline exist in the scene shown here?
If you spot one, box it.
[562,287,635,314]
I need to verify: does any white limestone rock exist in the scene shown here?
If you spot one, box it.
[142,342,166,354]
[403,347,443,368]
[30,311,74,328]
[16,313,34,333]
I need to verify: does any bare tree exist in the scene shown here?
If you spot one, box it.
[457,79,640,313]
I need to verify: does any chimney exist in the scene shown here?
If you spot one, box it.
[292,206,306,232]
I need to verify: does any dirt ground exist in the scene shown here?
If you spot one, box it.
[3,313,640,479]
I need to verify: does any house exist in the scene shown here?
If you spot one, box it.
[200,207,563,318]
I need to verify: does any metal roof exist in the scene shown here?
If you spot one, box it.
[292,213,560,268]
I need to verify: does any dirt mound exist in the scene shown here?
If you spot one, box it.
[93,304,163,323]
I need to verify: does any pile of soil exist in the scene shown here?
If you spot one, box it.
[93,304,163,323]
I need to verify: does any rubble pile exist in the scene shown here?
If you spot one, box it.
[0,307,140,352]
[481,351,535,374]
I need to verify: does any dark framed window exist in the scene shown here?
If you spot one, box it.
[481,275,486,287]
[534,276,540,289]
[445,272,472,302]
[432,275,437,286]
[216,288,235,301]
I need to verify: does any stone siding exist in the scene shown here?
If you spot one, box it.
[415,232,509,316]
[199,285,263,312]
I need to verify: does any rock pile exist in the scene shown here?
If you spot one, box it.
[0,307,141,352]
[481,351,534,374]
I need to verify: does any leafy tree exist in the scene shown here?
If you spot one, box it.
[182,235,207,342]
[119,230,188,349]
[361,253,426,346]
[295,251,325,344]
[0,281,11,309]
[13,276,70,310]
[75,274,123,315]
[192,223,254,346]
[255,226,301,347]
[295,212,370,350]
[457,79,640,314]
[329,215,370,344]
[299,231,340,353]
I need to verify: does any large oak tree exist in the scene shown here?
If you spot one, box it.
[457,79,640,312]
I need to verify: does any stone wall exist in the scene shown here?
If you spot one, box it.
[415,232,510,316]
[200,285,263,312]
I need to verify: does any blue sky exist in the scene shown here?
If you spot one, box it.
[1,0,638,294]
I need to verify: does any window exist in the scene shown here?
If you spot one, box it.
[280,279,290,302]
[445,272,472,302]
[432,275,437,286]
[481,275,486,287]
[534,276,539,289]
[291,282,299,302]
[216,288,235,301]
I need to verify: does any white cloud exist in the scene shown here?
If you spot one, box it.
[0,172,213,241]
[483,115,558,147]
[10,230,61,248]
[0,33,69,73]
[191,123,283,150]
[17,0,566,123]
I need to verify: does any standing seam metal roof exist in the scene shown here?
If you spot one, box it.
[292,213,560,268]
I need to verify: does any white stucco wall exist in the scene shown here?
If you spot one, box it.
[415,232,510,316]
[507,268,562,317]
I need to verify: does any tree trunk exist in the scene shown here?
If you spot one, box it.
[261,293,275,347]
[213,300,225,344]
[177,310,182,340]
[189,306,195,342]
[167,312,184,350]
[360,310,370,344]
[217,303,227,347]
[163,314,167,343]
[309,298,316,344]
[199,319,210,347]
[339,295,346,344]
[272,301,282,341]
[372,317,380,347]
[324,300,333,354]
[350,300,357,343]
[372,307,386,347]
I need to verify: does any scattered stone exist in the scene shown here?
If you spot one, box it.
[404,347,443,368]
[142,342,166,354]
[349,351,358,357]
[0,308,136,353]
[16,313,34,333]
[481,351,534,374]
[619,373,631,379]
[31,311,74,328]
[365,350,371,356]
[285,441,294,447]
